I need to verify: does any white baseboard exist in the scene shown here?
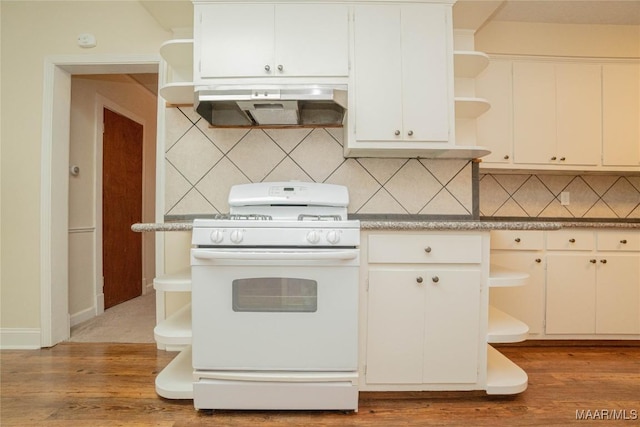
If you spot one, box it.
[69,306,97,327]
[0,328,41,349]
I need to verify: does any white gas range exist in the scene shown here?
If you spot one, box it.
[190,182,360,411]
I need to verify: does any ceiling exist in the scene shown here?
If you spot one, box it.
[139,0,640,33]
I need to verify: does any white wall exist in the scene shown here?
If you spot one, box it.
[476,21,640,58]
[69,74,157,324]
[0,1,170,347]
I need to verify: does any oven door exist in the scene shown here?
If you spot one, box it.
[191,248,359,372]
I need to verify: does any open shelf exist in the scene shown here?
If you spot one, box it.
[489,265,529,288]
[154,303,192,345]
[488,306,529,343]
[153,268,191,292]
[159,83,194,105]
[160,39,193,68]
[486,345,528,395]
[159,39,194,105]
[455,97,490,118]
[454,51,490,78]
[155,346,194,399]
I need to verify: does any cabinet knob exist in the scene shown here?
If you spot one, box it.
[551,156,557,161]
[535,258,542,263]
[620,239,628,244]
[264,64,271,72]
[560,157,566,161]
[416,276,423,284]
[600,259,607,264]
[590,259,597,263]
[277,64,283,71]
[424,246,432,253]
[569,238,576,243]
[515,238,521,243]
[407,130,414,136]
[504,155,510,160]
[432,276,440,283]
[394,130,400,136]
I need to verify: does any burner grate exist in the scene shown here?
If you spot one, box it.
[298,214,342,221]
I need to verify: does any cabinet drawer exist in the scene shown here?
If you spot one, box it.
[490,230,544,250]
[597,231,640,251]
[546,230,595,251]
[368,234,482,264]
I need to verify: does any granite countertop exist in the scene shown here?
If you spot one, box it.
[131,218,639,232]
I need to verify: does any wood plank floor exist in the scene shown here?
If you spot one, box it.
[2,342,639,426]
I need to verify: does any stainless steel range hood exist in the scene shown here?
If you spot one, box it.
[194,85,347,127]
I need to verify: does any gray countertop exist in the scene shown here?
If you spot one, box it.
[131,219,639,233]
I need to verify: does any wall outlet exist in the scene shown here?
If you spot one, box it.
[560,191,570,206]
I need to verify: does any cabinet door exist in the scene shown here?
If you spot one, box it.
[489,252,545,335]
[275,4,348,77]
[602,63,640,167]
[198,4,274,79]
[556,63,601,166]
[366,269,425,384]
[401,4,450,142]
[546,255,596,334]
[353,5,403,142]
[423,269,480,383]
[596,256,640,334]
[513,62,556,164]
[476,60,513,164]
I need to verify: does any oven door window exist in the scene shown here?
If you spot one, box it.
[232,278,317,313]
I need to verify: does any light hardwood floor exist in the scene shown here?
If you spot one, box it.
[1,342,639,426]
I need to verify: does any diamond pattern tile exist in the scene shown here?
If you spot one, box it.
[493,174,529,194]
[494,199,528,217]
[325,159,380,213]
[264,128,312,153]
[539,198,573,218]
[563,177,600,218]
[196,158,251,213]
[446,164,472,212]
[582,175,619,197]
[167,188,215,216]
[421,189,469,215]
[512,176,555,217]
[479,175,510,216]
[584,199,617,218]
[227,130,286,182]
[384,160,442,214]
[419,159,468,185]
[359,188,406,214]
[289,129,345,182]
[164,107,195,151]
[164,160,192,213]
[538,175,573,196]
[166,126,223,184]
[264,157,313,182]
[357,158,406,185]
[196,124,249,154]
[602,178,640,218]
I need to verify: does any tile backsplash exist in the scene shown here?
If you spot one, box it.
[164,107,474,217]
[480,173,640,219]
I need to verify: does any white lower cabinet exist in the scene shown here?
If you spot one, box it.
[366,268,481,385]
[361,231,524,394]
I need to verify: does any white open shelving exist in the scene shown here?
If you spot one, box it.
[159,38,194,105]
[155,346,194,399]
[485,263,529,394]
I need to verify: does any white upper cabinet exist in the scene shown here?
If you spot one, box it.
[602,63,640,167]
[346,3,470,158]
[513,61,601,167]
[195,3,349,82]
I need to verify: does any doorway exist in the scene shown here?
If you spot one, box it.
[102,108,144,308]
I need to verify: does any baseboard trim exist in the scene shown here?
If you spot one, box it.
[70,307,96,327]
[0,328,41,349]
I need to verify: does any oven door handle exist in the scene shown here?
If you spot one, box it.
[192,249,358,261]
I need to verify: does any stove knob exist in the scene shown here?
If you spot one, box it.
[326,230,340,245]
[209,230,224,244]
[230,229,244,244]
[306,230,321,244]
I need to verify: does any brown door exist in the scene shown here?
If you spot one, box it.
[102,108,143,309]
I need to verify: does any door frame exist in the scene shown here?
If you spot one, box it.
[41,54,160,347]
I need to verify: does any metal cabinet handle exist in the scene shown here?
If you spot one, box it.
[424,246,432,253]
[600,259,607,264]
[535,258,542,263]
[416,277,423,284]
[590,259,597,263]
[551,156,557,161]
[515,238,521,243]
[569,238,576,243]
[394,130,400,136]
[407,130,414,136]
[432,276,440,283]
[264,64,271,72]
[504,155,510,160]
[621,239,628,244]
[277,64,283,71]
[560,157,566,161]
